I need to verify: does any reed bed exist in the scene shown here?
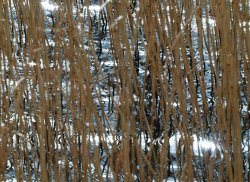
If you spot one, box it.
[0,0,249,181]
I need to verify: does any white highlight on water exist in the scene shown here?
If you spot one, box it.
[41,0,59,11]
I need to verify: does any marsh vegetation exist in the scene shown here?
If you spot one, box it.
[0,0,249,181]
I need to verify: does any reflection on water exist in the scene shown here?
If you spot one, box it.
[170,132,223,158]
[41,0,59,11]
[84,5,101,12]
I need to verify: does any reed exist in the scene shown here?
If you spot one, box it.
[0,0,249,181]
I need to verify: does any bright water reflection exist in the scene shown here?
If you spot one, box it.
[41,0,59,11]
[169,132,223,158]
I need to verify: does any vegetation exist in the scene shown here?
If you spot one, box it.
[0,0,249,181]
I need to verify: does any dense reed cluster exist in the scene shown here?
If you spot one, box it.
[0,0,249,181]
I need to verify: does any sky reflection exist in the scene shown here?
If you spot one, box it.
[169,131,223,158]
[41,0,59,11]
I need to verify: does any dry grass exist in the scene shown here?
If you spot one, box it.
[0,0,249,181]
